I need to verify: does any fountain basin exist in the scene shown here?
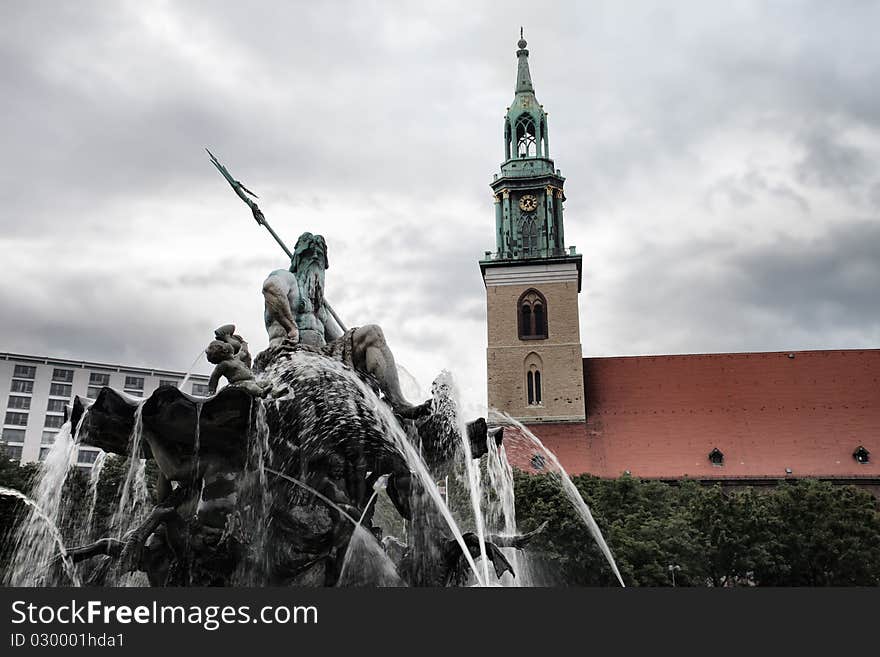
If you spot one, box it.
[69,385,253,459]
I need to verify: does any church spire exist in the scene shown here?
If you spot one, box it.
[504,30,548,162]
[515,28,534,94]
[489,32,572,263]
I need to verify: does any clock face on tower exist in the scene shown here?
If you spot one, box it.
[519,194,538,212]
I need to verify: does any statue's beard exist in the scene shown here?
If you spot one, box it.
[303,263,325,311]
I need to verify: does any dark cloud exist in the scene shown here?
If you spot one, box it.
[1,1,879,406]
[585,220,880,357]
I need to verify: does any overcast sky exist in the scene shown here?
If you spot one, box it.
[2,1,878,414]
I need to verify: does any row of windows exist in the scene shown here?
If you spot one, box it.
[2,434,99,464]
[4,430,73,447]
[2,428,98,463]
[8,380,70,396]
[34,447,99,463]
[10,369,200,395]
[6,396,67,413]
[12,365,77,382]
[4,412,65,429]
[8,366,207,409]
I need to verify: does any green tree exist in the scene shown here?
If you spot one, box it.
[754,480,880,586]
[514,473,880,586]
[0,452,39,573]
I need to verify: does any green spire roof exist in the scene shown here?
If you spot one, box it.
[515,28,534,94]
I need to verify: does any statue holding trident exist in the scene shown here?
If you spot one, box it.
[207,149,430,419]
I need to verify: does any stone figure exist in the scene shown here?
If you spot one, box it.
[261,231,429,419]
[213,323,252,368]
[206,339,271,397]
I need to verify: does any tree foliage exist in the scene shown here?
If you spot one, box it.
[2,452,879,586]
[514,473,880,586]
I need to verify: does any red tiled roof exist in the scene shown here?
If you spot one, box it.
[520,349,879,480]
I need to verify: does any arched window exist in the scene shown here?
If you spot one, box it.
[521,216,540,256]
[524,352,543,406]
[518,289,548,340]
[515,115,536,157]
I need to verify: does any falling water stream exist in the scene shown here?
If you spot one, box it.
[111,403,148,540]
[0,487,81,586]
[80,450,107,545]
[433,371,491,586]
[178,350,205,391]
[335,475,390,585]
[495,412,625,587]
[485,436,529,586]
[3,421,81,586]
[263,353,486,586]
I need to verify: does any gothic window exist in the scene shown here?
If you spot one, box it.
[524,352,543,406]
[854,446,870,464]
[515,115,536,157]
[526,369,543,405]
[521,216,540,256]
[518,289,548,339]
[708,448,724,466]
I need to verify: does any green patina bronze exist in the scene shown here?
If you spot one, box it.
[485,31,575,264]
[207,148,347,332]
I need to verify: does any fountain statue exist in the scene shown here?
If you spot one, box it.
[1,152,625,588]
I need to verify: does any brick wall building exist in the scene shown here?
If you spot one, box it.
[516,349,879,494]
[482,37,879,492]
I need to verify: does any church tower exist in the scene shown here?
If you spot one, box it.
[480,33,585,423]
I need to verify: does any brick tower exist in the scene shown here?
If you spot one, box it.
[480,32,585,423]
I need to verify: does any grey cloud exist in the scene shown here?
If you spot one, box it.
[796,124,872,190]
[705,168,810,214]
[2,1,880,408]
[587,220,880,357]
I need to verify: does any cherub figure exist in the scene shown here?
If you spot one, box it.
[205,340,271,397]
[213,323,252,368]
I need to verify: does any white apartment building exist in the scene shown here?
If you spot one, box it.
[0,352,210,469]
